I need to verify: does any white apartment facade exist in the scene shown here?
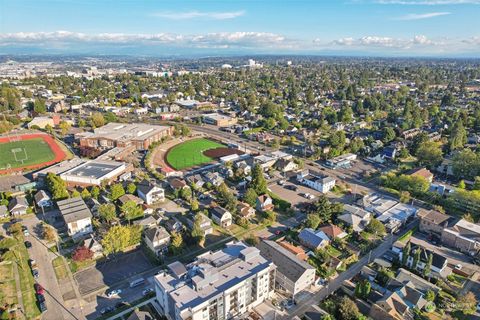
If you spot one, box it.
[155,241,276,320]
[296,170,336,193]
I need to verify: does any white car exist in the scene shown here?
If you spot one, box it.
[106,289,122,298]
[455,264,463,270]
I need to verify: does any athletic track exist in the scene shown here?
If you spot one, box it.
[0,133,67,174]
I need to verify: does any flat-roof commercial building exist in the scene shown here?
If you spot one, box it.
[202,113,238,127]
[155,241,276,320]
[325,153,357,169]
[60,159,129,186]
[79,122,173,150]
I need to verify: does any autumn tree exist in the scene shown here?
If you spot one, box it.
[169,231,183,255]
[91,112,105,128]
[72,246,94,262]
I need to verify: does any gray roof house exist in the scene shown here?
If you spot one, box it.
[144,226,171,257]
[0,205,8,218]
[210,206,232,228]
[298,228,330,251]
[34,190,52,208]
[8,196,28,216]
[258,240,316,296]
[57,197,93,241]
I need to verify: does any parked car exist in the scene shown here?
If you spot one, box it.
[285,185,298,191]
[39,301,47,312]
[23,229,30,236]
[106,289,122,298]
[37,293,45,303]
[34,283,45,295]
[24,241,32,249]
[142,288,154,296]
[455,264,463,270]
[32,269,39,278]
[277,180,286,186]
[100,306,114,315]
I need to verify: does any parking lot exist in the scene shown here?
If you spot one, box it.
[269,181,321,208]
[74,250,153,296]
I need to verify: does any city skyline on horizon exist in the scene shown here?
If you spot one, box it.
[0,0,479,57]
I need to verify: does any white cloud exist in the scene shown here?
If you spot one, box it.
[0,31,293,50]
[151,10,245,20]
[394,11,451,20]
[331,35,439,48]
[376,0,480,4]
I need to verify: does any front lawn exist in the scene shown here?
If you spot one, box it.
[52,256,69,281]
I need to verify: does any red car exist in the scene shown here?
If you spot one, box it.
[34,283,45,295]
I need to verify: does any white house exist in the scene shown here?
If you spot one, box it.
[34,190,52,209]
[137,180,165,205]
[57,197,93,241]
[144,226,171,257]
[210,207,232,228]
[296,170,336,193]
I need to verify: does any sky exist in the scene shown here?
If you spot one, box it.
[0,0,479,57]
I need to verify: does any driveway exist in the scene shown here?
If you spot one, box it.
[22,214,84,320]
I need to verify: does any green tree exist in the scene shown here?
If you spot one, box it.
[425,290,435,302]
[58,121,71,136]
[306,213,321,229]
[243,188,258,207]
[400,191,411,203]
[91,112,105,127]
[366,218,386,236]
[423,253,433,277]
[383,127,396,143]
[190,197,199,211]
[80,188,91,199]
[98,203,117,222]
[412,248,421,270]
[456,291,477,315]
[90,186,100,199]
[169,231,183,255]
[191,214,206,247]
[180,186,192,201]
[250,164,268,194]
[416,141,443,168]
[46,173,69,200]
[102,225,130,255]
[449,120,467,151]
[452,149,480,180]
[33,99,47,114]
[402,241,411,266]
[336,296,360,320]
[121,200,144,222]
[126,183,136,194]
[110,183,125,200]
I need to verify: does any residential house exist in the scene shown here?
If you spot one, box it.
[258,240,316,297]
[408,168,434,184]
[337,204,372,232]
[155,241,276,320]
[117,194,144,206]
[441,219,480,255]
[8,196,28,216]
[392,241,448,277]
[278,241,309,261]
[417,209,453,236]
[186,212,213,235]
[168,178,188,191]
[185,174,205,189]
[203,171,224,187]
[57,197,93,241]
[0,205,8,218]
[137,180,165,205]
[274,158,299,173]
[210,206,232,228]
[253,155,277,170]
[164,218,183,233]
[237,202,255,219]
[296,170,336,193]
[144,226,171,257]
[34,190,52,209]
[84,235,103,258]
[234,160,251,176]
[298,228,330,251]
[318,224,348,240]
[256,194,274,212]
[133,215,158,229]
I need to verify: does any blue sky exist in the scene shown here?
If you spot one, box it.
[0,0,479,56]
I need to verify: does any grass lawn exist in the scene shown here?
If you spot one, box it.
[0,237,41,318]
[0,138,56,169]
[52,256,69,281]
[326,245,342,258]
[166,138,225,170]
[0,263,18,305]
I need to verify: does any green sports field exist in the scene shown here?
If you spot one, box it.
[166,138,225,170]
[0,138,56,169]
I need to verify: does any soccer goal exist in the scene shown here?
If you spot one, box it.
[11,147,28,164]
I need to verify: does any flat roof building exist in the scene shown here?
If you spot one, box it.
[202,113,238,127]
[60,159,128,186]
[155,241,275,320]
[79,122,173,150]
